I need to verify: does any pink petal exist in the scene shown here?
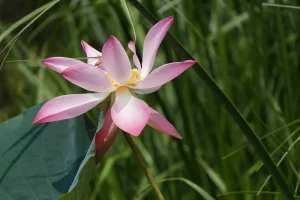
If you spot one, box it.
[141,16,174,78]
[41,57,84,73]
[61,63,115,93]
[102,36,131,85]
[81,40,102,66]
[130,86,161,94]
[33,93,109,124]
[95,108,119,162]
[134,60,196,92]
[111,87,149,136]
[128,41,141,71]
[148,108,182,139]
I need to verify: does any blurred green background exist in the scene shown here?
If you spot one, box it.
[1,0,300,199]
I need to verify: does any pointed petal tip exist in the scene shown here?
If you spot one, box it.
[33,117,52,125]
[108,35,117,41]
[39,57,85,73]
[160,16,174,25]
[33,112,46,124]
[166,16,174,22]
[80,40,86,49]
[104,36,118,46]
[41,59,48,65]
[128,41,134,47]
[33,121,41,125]
[147,108,183,139]
[184,60,197,66]
[135,60,196,90]
[141,16,175,77]
[175,134,183,139]
[168,129,183,139]
[41,59,53,69]
[185,60,196,64]
[124,130,142,137]
[128,41,135,52]
[116,120,146,137]
[33,118,41,125]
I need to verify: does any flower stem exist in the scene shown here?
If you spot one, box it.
[123,132,165,200]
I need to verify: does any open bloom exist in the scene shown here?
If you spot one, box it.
[33,16,196,139]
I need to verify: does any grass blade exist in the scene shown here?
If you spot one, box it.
[262,3,300,10]
[137,177,215,200]
[258,136,300,195]
[0,0,59,43]
[218,190,282,196]
[120,0,137,42]
[127,0,295,199]
[0,0,60,70]
[222,118,300,159]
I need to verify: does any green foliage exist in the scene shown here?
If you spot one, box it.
[59,141,96,200]
[1,0,300,199]
[0,103,99,200]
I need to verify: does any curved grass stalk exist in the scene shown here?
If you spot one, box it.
[255,127,300,172]
[89,149,132,200]
[123,133,165,200]
[0,0,59,43]
[222,118,300,159]
[120,0,137,42]
[0,0,60,70]
[295,170,300,196]
[257,136,300,195]
[135,177,215,200]
[262,3,300,10]
[217,190,282,196]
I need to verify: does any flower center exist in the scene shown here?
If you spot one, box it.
[105,68,141,88]
[127,69,141,85]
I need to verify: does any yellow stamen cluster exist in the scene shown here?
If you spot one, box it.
[128,69,141,85]
[105,68,141,88]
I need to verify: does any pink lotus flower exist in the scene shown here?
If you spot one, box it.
[33,16,196,139]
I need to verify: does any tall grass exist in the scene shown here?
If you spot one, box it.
[1,0,300,199]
